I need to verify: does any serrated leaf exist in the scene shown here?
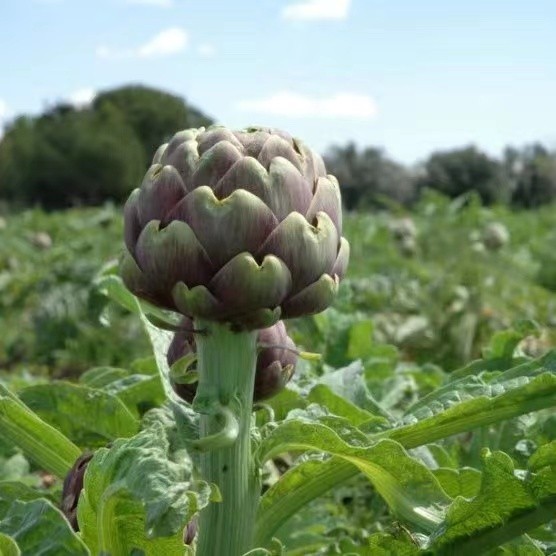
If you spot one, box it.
[255,359,556,545]
[78,420,207,555]
[432,467,481,499]
[429,449,556,555]
[256,417,451,546]
[366,532,421,555]
[388,373,556,449]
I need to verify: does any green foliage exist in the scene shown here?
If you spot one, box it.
[418,146,509,204]
[324,142,416,209]
[93,85,213,160]
[0,195,555,554]
[0,105,145,208]
[0,498,89,555]
[0,85,213,208]
[506,144,556,208]
[0,206,148,375]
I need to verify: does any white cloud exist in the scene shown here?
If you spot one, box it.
[97,27,188,60]
[197,43,216,58]
[67,88,96,108]
[282,0,350,20]
[236,91,377,119]
[138,28,188,58]
[126,0,173,6]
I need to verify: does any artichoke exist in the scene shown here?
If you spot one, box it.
[482,222,509,251]
[61,452,94,531]
[122,126,349,330]
[168,318,297,402]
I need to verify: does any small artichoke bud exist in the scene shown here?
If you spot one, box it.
[60,452,94,531]
[482,222,509,251]
[390,217,417,241]
[168,318,297,403]
[121,126,349,330]
[184,517,198,545]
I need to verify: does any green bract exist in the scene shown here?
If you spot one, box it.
[121,126,349,329]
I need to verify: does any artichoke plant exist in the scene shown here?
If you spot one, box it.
[122,126,349,330]
[168,318,297,403]
[120,125,349,556]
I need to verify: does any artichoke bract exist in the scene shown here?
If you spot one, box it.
[122,126,349,330]
[61,452,94,531]
[168,318,297,402]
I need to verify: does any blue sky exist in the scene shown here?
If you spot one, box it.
[0,0,555,163]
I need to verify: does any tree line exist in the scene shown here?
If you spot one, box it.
[325,142,556,210]
[0,84,555,210]
[0,85,212,209]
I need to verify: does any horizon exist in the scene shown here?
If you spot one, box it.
[1,0,555,164]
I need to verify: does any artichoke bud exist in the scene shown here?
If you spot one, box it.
[122,126,349,330]
[60,452,94,531]
[184,517,198,545]
[482,222,509,251]
[167,318,297,402]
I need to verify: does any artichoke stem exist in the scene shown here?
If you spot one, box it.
[194,321,260,556]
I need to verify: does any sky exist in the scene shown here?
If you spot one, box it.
[0,0,555,164]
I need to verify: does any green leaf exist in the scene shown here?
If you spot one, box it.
[429,448,556,555]
[0,455,30,483]
[0,498,89,556]
[0,386,80,478]
[19,382,139,446]
[346,319,375,360]
[256,416,451,546]
[0,533,21,556]
[101,374,165,415]
[0,482,47,519]
[78,420,208,555]
[95,274,180,330]
[432,467,481,499]
[491,536,545,555]
[307,384,385,428]
[254,358,556,545]
[388,372,556,449]
[79,365,165,415]
[482,320,540,360]
[79,367,130,389]
[97,274,191,413]
[314,361,393,420]
[365,532,421,555]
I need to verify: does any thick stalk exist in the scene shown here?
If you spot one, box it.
[194,321,260,556]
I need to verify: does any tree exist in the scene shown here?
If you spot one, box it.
[0,103,145,208]
[419,146,509,204]
[93,85,213,161]
[505,144,556,208]
[324,143,416,209]
[0,84,214,208]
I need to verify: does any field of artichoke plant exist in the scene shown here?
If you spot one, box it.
[0,126,555,555]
